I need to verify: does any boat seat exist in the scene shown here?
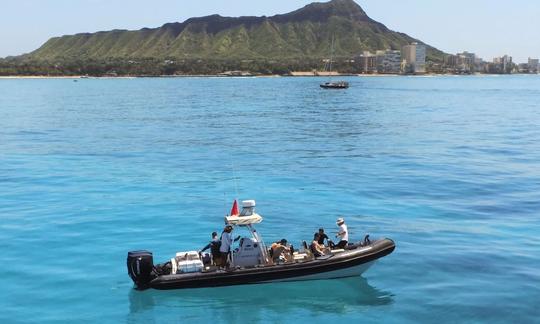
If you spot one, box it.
[330,249,345,253]
[302,241,315,260]
[292,251,308,262]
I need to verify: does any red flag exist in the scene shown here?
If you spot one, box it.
[230,199,239,216]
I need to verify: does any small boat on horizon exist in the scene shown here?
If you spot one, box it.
[127,200,395,290]
[320,80,350,89]
[320,36,350,89]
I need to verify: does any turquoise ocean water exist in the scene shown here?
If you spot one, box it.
[0,75,539,323]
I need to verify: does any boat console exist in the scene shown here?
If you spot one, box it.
[232,237,263,267]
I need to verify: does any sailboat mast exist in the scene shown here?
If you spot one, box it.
[328,36,334,81]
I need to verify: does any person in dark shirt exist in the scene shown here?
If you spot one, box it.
[199,232,221,265]
[317,228,330,246]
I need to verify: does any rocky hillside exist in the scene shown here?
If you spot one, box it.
[27,0,444,62]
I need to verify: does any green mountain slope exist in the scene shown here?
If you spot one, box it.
[28,0,445,63]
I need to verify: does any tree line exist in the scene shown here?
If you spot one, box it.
[0,57,366,76]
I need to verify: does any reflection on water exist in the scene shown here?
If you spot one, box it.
[128,277,393,322]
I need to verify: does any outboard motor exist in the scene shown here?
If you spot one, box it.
[127,250,154,289]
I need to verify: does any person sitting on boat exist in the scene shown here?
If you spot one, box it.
[199,232,221,265]
[311,233,326,257]
[270,239,292,263]
[219,225,240,268]
[334,217,349,249]
[317,228,330,246]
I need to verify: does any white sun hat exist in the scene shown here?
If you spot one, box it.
[336,217,345,224]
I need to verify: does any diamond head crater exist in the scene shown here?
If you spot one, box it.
[0,0,446,76]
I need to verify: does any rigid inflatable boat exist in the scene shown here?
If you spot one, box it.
[127,200,395,290]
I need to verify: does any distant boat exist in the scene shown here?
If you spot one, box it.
[320,36,349,89]
[320,81,349,89]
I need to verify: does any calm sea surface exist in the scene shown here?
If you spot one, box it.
[1,75,539,323]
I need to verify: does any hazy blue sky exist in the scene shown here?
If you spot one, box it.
[1,0,538,62]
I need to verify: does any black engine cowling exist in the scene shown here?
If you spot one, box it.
[127,250,154,288]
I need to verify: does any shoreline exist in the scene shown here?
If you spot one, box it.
[0,73,538,79]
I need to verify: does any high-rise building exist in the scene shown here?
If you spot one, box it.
[445,55,459,67]
[415,44,426,73]
[502,55,512,66]
[401,42,426,74]
[457,52,476,66]
[357,51,377,73]
[528,58,539,73]
[502,55,512,73]
[445,51,477,73]
[375,50,401,73]
[458,51,475,61]
[402,44,416,64]
[491,55,513,74]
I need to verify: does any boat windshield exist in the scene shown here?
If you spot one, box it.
[240,207,254,216]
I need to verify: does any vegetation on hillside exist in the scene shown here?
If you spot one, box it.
[0,56,367,76]
[2,0,446,76]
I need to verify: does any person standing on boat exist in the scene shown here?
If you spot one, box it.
[199,232,220,265]
[219,225,239,268]
[334,218,349,249]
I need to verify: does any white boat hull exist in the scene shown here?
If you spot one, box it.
[262,261,376,283]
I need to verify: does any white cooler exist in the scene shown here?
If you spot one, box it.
[174,251,203,274]
[178,259,203,273]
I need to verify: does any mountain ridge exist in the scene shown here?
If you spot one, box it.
[51,0,376,38]
[26,0,444,63]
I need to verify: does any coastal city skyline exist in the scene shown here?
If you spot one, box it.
[347,44,539,75]
[1,0,539,63]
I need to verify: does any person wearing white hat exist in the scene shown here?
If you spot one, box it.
[334,217,349,249]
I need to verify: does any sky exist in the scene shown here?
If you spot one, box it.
[1,0,539,62]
